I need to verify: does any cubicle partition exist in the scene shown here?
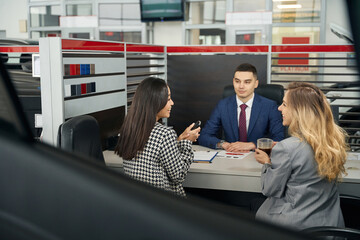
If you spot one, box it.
[270,44,360,150]
[1,40,358,149]
[38,38,168,148]
[166,44,360,150]
[0,44,41,138]
[39,38,127,147]
[125,43,166,108]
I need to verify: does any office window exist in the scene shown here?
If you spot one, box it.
[236,30,262,44]
[272,27,321,83]
[100,31,141,43]
[187,0,225,25]
[272,0,321,23]
[187,28,225,45]
[69,32,90,39]
[272,26,320,44]
[123,4,141,25]
[185,0,225,45]
[233,0,267,12]
[31,31,61,39]
[30,5,61,27]
[66,4,92,16]
[99,3,141,26]
[99,4,121,26]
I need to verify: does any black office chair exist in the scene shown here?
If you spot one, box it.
[340,195,360,230]
[223,84,284,106]
[302,226,360,240]
[58,115,105,164]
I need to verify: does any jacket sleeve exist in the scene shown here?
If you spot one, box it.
[268,101,285,141]
[261,141,292,198]
[198,101,223,149]
[159,129,193,184]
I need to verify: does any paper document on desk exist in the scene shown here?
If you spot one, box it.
[193,151,218,163]
[217,151,252,159]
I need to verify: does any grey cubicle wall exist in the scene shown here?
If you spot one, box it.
[39,38,127,146]
[6,40,357,149]
[62,55,126,119]
[3,39,166,148]
[167,54,267,136]
[125,43,167,109]
[1,46,41,138]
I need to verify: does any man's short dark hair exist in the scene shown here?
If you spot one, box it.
[234,63,257,79]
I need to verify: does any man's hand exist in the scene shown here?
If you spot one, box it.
[223,142,256,152]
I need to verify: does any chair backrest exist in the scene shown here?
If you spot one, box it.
[223,84,285,106]
[255,84,284,106]
[58,115,105,164]
[223,85,236,99]
[340,195,360,230]
[302,226,360,239]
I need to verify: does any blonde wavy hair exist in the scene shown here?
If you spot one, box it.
[287,82,348,181]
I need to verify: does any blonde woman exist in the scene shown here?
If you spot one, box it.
[255,82,348,230]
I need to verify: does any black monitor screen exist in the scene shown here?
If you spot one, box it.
[140,0,185,22]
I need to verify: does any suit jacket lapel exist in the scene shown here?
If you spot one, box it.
[248,94,261,137]
[228,96,239,140]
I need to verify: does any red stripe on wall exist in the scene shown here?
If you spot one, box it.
[0,43,353,54]
[167,45,269,53]
[272,45,354,52]
[61,39,125,52]
[0,46,39,53]
[126,44,165,53]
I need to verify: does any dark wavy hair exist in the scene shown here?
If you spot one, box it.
[115,77,168,159]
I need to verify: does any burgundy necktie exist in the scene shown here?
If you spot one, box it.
[239,104,247,142]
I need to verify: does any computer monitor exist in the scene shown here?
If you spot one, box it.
[140,0,185,22]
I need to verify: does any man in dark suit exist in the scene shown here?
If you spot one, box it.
[198,63,284,152]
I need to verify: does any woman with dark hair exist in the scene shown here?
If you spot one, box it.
[255,82,348,230]
[115,77,200,197]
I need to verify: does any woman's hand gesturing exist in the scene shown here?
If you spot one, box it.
[178,123,201,142]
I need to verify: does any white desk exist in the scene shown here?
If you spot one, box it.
[104,146,360,196]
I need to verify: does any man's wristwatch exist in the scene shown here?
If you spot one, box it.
[217,140,225,149]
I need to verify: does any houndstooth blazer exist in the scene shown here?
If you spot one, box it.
[123,122,194,197]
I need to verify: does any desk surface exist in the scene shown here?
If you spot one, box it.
[104,145,360,193]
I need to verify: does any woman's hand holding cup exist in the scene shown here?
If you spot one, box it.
[255,138,273,164]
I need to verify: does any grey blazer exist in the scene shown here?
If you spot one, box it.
[256,137,344,230]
